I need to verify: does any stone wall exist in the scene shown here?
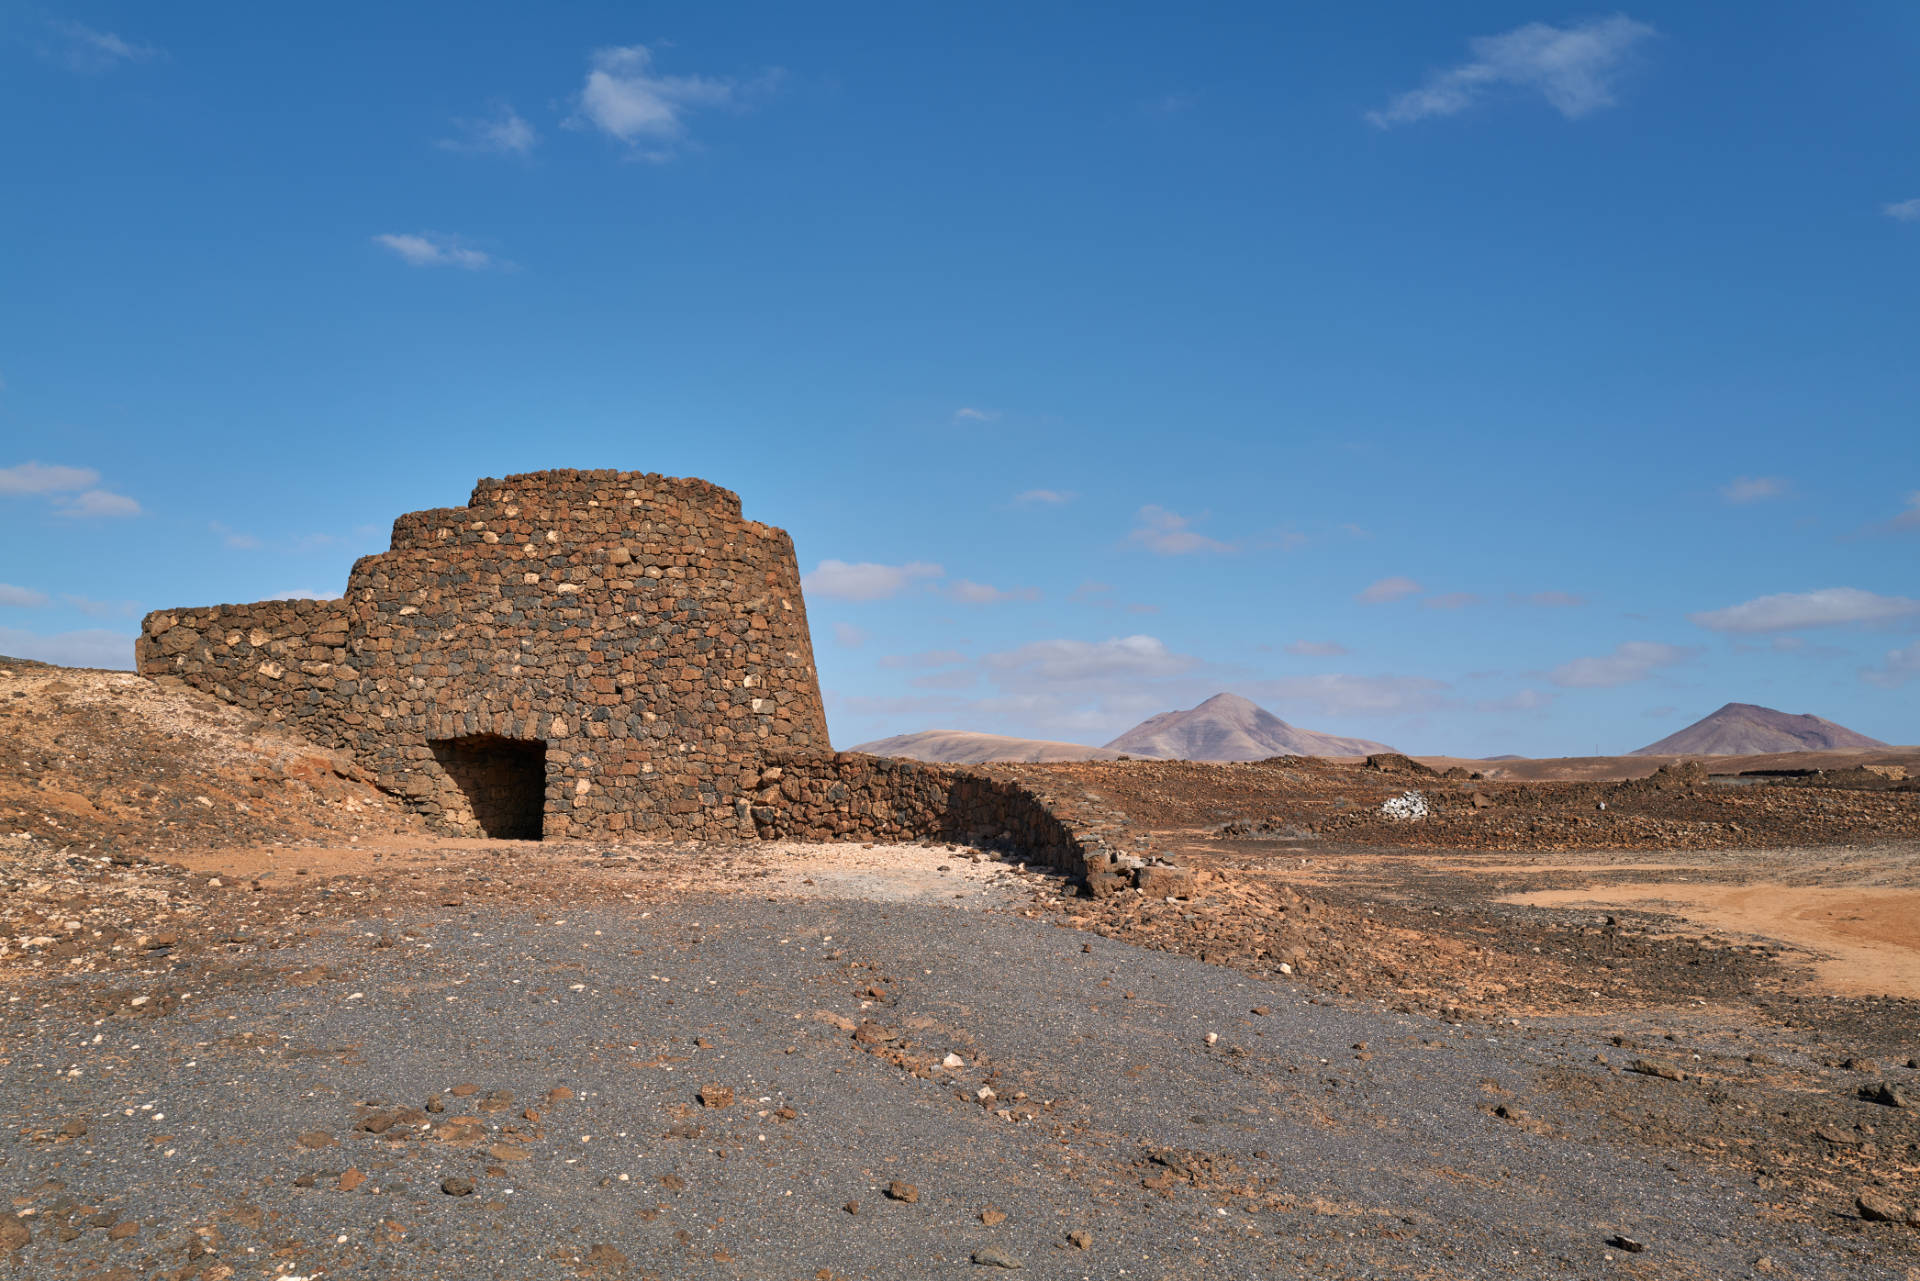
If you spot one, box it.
[742,753,1161,881]
[139,470,828,840]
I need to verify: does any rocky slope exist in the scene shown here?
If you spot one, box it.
[846,730,1129,764]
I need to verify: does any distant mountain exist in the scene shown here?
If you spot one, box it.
[1632,703,1887,756]
[1103,692,1394,761]
[847,730,1129,764]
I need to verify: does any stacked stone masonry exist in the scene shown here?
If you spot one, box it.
[137,467,1134,879]
[139,470,829,840]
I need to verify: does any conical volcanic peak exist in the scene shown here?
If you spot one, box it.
[1103,693,1394,761]
[1632,703,1887,756]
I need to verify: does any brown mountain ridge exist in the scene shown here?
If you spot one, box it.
[1632,702,1887,757]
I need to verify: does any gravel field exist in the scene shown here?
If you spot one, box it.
[5,859,1915,1280]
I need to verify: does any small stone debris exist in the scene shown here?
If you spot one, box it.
[339,1168,365,1191]
[1628,1059,1686,1082]
[1067,1230,1092,1250]
[885,1181,919,1203]
[449,1083,480,1097]
[586,1244,628,1269]
[296,1130,335,1149]
[971,1249,1023,1268]
[1858,1081,1911,1108]
[842,1201,859,1215]
[1,1213,31,1252]
[980,1208,1007,1226]
[1251,1006,1270,1017]
[1605,1234,1645,1253]
[440,1177,475,1197]
[698,1084,735,1109]
[1855,1193,1906,1224]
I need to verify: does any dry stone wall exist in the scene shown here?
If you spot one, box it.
[138,470,828,840]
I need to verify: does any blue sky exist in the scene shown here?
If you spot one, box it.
[2,2,1916,756]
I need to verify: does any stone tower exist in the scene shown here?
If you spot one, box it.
[138,469,829,839]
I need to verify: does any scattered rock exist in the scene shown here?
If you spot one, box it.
[296,1130,335,1149]
[1628,1059,1686,1082]
[1606,1235,1646,1253]
[1856,1193,1906,1224]
[698,1084,734,1109]
[842,1201,859,1214]
[1859,1081,1912,1108]
[1,1214,30,1251]
[441,1177,475,1197]
[980,1208,1006,1225]
[339,1168,365,1191]
[885,1181,919,1203]
[1067,1230,1092,1249]
[971,1249,1023,1268]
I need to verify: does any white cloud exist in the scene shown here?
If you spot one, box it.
[441,104,538,155]
[1886,491,1920,531]
[910,667,979,691]
[1420,591,1482,611]
[1722,475,1787,503]
[879,649,967,670]
[1367,15,1655,128]
[0,626,135,669]
[62,594,139,619]
[210,521,261,549]
[0,584,49,608]
[1014,489,1073,505]
[270,589,340,601]
[1130,505,1231,555]
[50,22,161,73]
[1247,673,1450,717]
[0,461,98,494]
[802,559,943,601]
[1478,688,1554,713]
[1550,641,1696,688]
[1357,575,1422,604]
[1689,587,1920,633]
[1285,640,1349,657]
[56,489,140,518]
[831,622,867,649]
[953,407,1000,423]
[947,580,1040,605]
[373,233,496,270]
[575,45,743,156]
[1885,199,1920,223]
[983,635,1198,687]
[1512,590,1587,608]
[1863,640,1920,689]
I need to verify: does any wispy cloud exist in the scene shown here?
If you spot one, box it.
[0,461,140,518]
[48,21,161,73]
[1130,505,1231,555]
[1357,575,1422,604]
[802,559,942,601]
[1863,640,1920,689]
[1885,199,1920,223]
[1511,590,1587,608]
[372,233,497,270]
[1722,475,1787,503]
[62,594,140,619]
[1247,673,1450,717]
[574,45,768,159]
[1690,587,1920,633]
[209,521,261,550]
[1550,641,1697,688]
[1014,489,1073,505]
[1420,591,1482,611]
[1882,491,1920,532]
[0,584,49,608]
[947,580,1040,605]
[1367,15,1655,129]
[983,635,1198,687]
[953,407,1000,423]
[0,462,98,494]
[879,649,967,670]
[0,626,134,669]
[270,589,340,601]
[1285,640,1349,658]
[440,104,538,156]
[831,622,866,648]
[1478,688,1554,714]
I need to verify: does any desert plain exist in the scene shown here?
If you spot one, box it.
[3,657,1919,1280]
